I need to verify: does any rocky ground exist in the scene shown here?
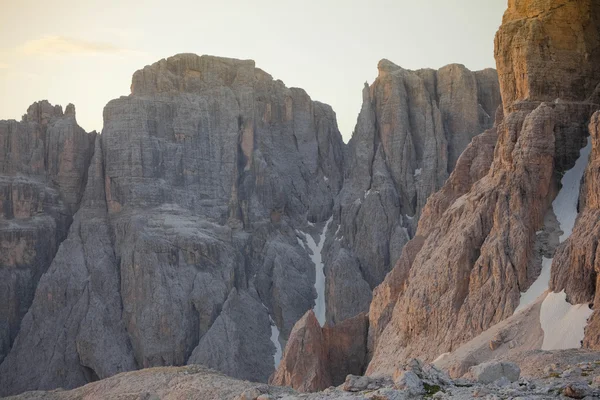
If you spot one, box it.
[7,350,600,399]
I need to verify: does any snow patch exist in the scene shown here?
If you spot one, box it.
[323,176,329,183]
[513,137,593,350]
[553,137,592,242]
[303,217,332,326]
[414,168,422,177]
[515,257,552,313]
[262,303,283,368]
[540,291,593,350]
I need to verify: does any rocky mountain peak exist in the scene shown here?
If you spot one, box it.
[130,53,263,96]
[21,100,64,125]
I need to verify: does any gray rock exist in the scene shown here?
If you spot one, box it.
[0,54,346,395]
[0,137,135,395]
[0,101,95,366]
[394,370,425,395]
[561,367,583,378]
[324,60,500,323]
[470,362,521,384]
[563,382,592,399]
[343,374,371,392]
[188,289,275,383]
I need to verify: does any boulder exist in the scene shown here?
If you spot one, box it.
[470,361,520,384]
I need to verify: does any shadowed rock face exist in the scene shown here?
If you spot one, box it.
[0,54,346,396]
[0,101,95,366]
[322,61,501,325]
[366,0,600,376]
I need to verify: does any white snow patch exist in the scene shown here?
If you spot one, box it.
[433,352,451,363]
[405,214,414,221]
[515,257,552,313]
[536,230,543,235]
[540,291,593,350]
[513,137,593,350]
[553,137,592,242]
[304,217,332,327]
[324,176,329,182]
[364,189,371,199]
[414,168,422,177]
[262,303,283,368]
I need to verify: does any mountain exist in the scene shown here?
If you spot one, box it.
[322,62,501,325]
[7,0,599,397]
[0,102,95,365]
[366,0,600,376]
[0,54,346,395]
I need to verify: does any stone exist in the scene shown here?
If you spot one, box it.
[561,367,583,379]
[342,374,370,392]
[393,370,424,395]
[489,333,504,351]
[493,376,511,387]
[236,388,263,400]
[543,364,561,376]
[470,362,521,384]
[564,382,592,399]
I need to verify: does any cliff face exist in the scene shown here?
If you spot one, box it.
[495,0,600,113]
[366,0,600,376]
[0,54,346,395]
[322,62,501,325]
[0,101,95,366]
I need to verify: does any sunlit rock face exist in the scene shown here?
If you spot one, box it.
[366,0,600,376]
[0,54,346,396]
[0,101,95,366]
[322,61,501,325]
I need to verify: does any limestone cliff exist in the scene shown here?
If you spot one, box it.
[0,54,345,396]
[0,101,95,365]
[366,0,600,376]
[323,62,501,324]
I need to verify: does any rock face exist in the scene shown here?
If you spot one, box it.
[270,311,368,392]
[322,62,501,325]
[0,101,95,365]
[495,0,600,114]
[0,54,346,396]
[270,311,331,392]
[366,0,600,377]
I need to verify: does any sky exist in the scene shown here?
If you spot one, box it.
[0,0,507,141]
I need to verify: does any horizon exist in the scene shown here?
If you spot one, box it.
[0,0,507,141]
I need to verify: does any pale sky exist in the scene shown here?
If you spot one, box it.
[0,0,506,141]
